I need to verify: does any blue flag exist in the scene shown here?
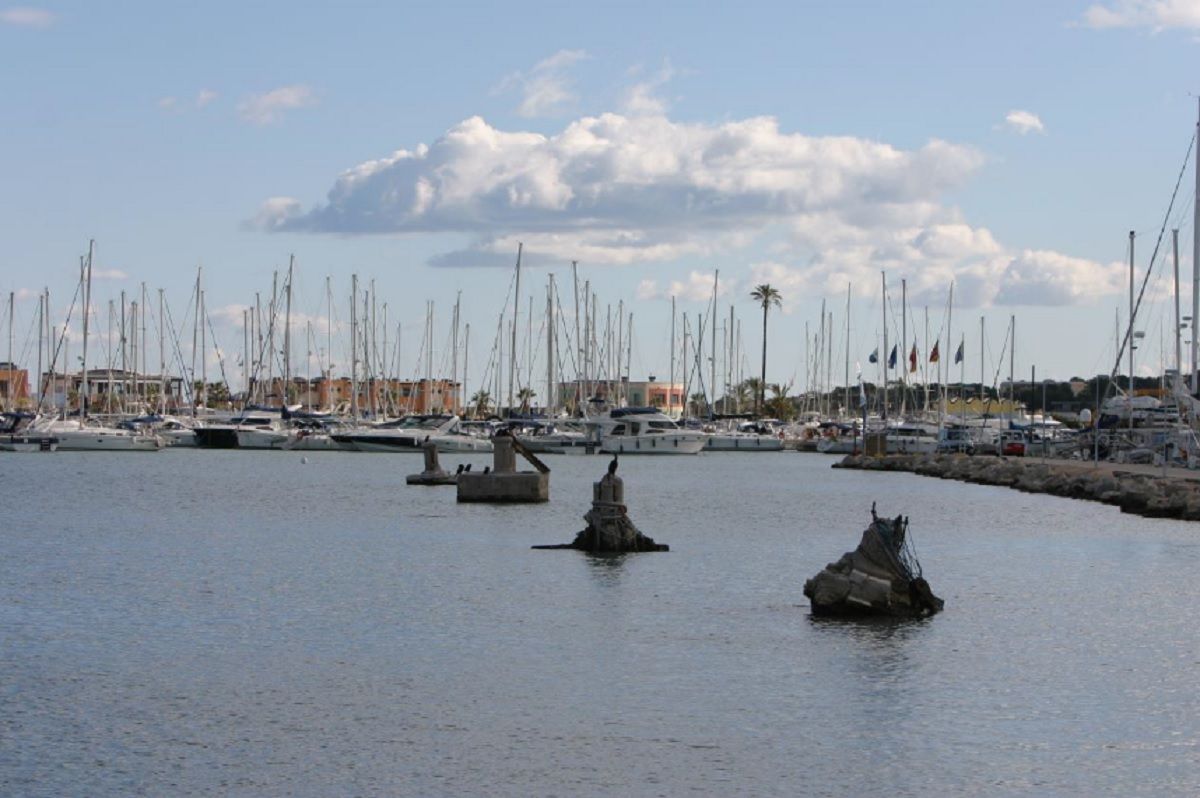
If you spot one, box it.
[888,345,898,368]
[868,348,878,364]
[954,341,964,364]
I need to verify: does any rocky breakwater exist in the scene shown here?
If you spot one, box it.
[834,454,1200,522]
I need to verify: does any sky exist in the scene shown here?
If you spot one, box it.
[2,0,1200,402]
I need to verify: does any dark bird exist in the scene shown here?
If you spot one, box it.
[607,455,618,476]
[455,464,465,474]
[464,463,472,472]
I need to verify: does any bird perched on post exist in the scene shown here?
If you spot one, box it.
[607,455,619,476]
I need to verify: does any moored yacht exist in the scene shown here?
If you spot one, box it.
[590,407,706,455]
[333,414,493,453]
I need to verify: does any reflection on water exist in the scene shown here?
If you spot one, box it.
[2,450,1199,796]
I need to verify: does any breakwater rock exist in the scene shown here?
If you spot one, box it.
[834,454,1200,522]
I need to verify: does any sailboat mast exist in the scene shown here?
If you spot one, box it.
[669,295,676,417]
[1193,96,1200,393]
[711,270,718,418]
[1174,228,1183,380]
[1129,230,1136,434]
[844,284,851,417]
[508,243,522,415]
[79,243,93,416]
[546,276,555,414]
[900,278,907,416]
[350,274,359,419]
[881,271,888,420]
[284,255,293,405]
[979,316,985,403]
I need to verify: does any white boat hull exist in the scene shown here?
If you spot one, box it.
[51,429,164,451]
[600,433,706,455]
[704,434,784,452]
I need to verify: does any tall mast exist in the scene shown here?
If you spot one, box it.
[900,278,907,416]
[669,295,676,417]
[156,289,165,411]
[462,323,470,417]
[350,274,359,419]
[1129,230,1136,435]
[1193,96,1200,393]
[844,283,851,417]
[572,261,581,411]
[1129,230,1135,398]
[825,310,833,418]
[979,316,985,404]
[1174,229,1183,381]
[710,270,718,418]
[508,243,522,415]
[1009,314,1015,419]
[6,291,12,407]
[35,293,43,411]
[200,289,207,410]
[881,271,888,421]
[923,306,930,413]
[284,254,293,406]
[81,241,94,417]
[242,308,249,406]
[546,276,555,414]
[453,291,461,412]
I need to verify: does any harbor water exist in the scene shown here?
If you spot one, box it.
[2,451,1198,796]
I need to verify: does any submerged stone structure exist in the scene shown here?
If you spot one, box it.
[834,453,1200,522]
[803,506,943,618]
[406,438,459,486]
[533,459,668,552]
[457,432,549,503]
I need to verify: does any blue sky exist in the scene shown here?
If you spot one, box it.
[2,1,1199,399]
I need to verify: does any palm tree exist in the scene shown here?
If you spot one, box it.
[749,284,782,415]
[517,386,536,414]
[470,389,491,419]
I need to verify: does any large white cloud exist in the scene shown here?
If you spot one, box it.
[1081,1,1200,30]
[254,110,1125,307]
[259,112,982,234]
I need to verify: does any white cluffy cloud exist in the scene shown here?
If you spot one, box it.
[637,271,735,302]
[0,6,55,27]
[1004,109,1045,135]
[238,85,316,125]
[495,49,588,118]
[253,109,1125,308]
[1081,1,1200,30]
[195,88,218,108]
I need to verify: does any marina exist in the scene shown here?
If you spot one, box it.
[7,4,1200,795]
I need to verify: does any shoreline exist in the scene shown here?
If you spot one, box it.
[833,453,1200,522]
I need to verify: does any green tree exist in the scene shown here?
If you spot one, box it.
[470,389,491,419]
[517,386,536,414]
[749,284,782,416]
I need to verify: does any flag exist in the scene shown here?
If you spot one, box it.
[888,345,898,368]
[909,343,917,373]
[954,341,964,364]
[929,341,940,363]
[868,348,878,364]
[858,375,867,408]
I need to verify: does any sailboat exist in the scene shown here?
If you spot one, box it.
[33,242,164,451]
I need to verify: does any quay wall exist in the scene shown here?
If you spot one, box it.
[833,453,1200,523]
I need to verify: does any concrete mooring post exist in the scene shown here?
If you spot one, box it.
[457,432,550,502]
[533,459,668,552]
[406,437,458,485]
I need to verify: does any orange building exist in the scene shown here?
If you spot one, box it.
[0,362,30,409]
